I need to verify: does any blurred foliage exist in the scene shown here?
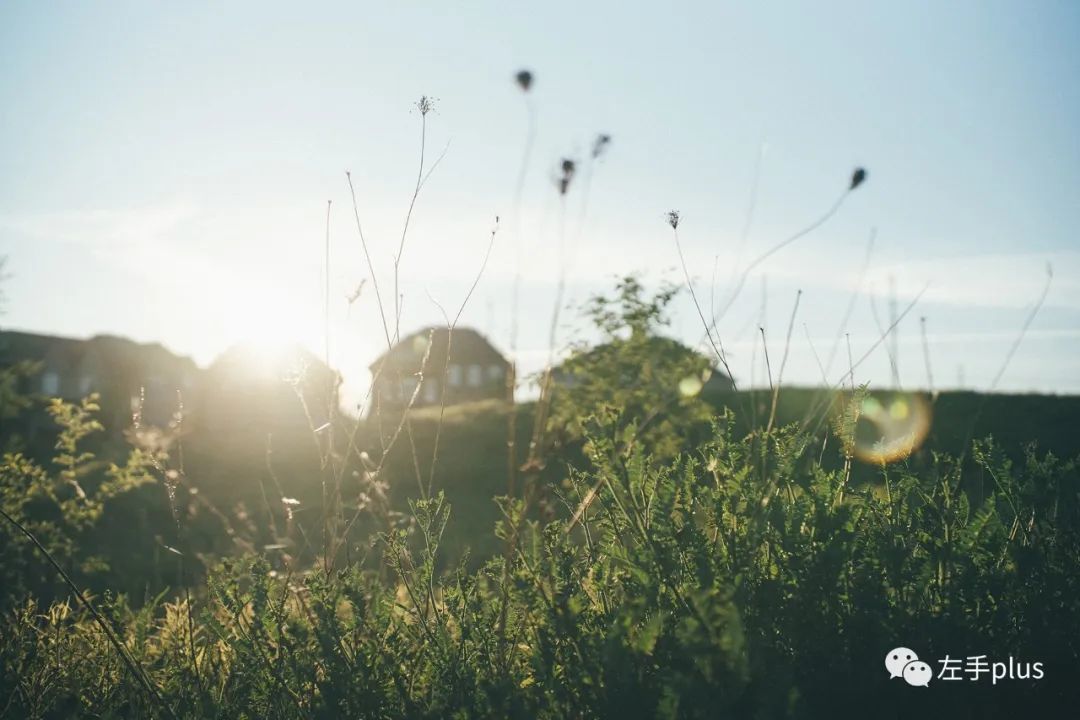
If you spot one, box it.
[0,395,160,604]
[0,360,37,431]
[547,276,719,463]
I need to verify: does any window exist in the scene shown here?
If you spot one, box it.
[487,364,503,382]
[466,364,483,387]
[423,379,439,404]
[78,374,94,396]
[448,364,463,387]
[41,371,60,396]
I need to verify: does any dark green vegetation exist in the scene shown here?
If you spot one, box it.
[1,279,1079,718]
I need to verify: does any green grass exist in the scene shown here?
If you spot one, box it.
[2,394,1078,718]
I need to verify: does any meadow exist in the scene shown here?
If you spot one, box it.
[1,86,1078,719]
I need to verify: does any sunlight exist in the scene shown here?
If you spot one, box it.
[232,333,298,379]
[183,268,324,376]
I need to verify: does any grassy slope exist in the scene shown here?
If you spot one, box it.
[373,390,1080,562]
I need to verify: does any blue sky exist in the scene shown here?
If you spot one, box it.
[2,0,1078,404]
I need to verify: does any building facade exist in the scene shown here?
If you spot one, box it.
[368,327,511,409]
[0,330,199,437]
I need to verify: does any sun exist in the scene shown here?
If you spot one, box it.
[168,263,371,402]
[176,266,321,370]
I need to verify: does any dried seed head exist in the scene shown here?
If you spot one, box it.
[666,210,680,229]
[346,279,366,305]
[850,167,867,190]
[592,133,612,159]
[416,95,436,115]
[558,158,577,195]
[515,69,533,92]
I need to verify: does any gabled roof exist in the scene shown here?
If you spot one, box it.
[0,330,82,364]
[207,342,338,388]
[368,326,509,373]
[0,330,197,374]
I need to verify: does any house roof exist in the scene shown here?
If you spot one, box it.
[207,342,338,388]
[0,330,198,374]
[0,330,81,364]
[368,326,509,373]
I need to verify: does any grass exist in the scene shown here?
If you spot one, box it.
[2,390,1079,718]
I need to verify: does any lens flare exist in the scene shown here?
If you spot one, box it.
[678,368,712,398]
[411,334,431,356]
[678,375,703,398]
[851,391,932,464]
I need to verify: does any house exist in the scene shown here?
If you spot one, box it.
[0,331,340,449]
[0,330,199,440]
[201,342,340,434]
[368,327,511,409]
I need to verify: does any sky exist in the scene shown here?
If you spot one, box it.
[1,0,1078,407]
